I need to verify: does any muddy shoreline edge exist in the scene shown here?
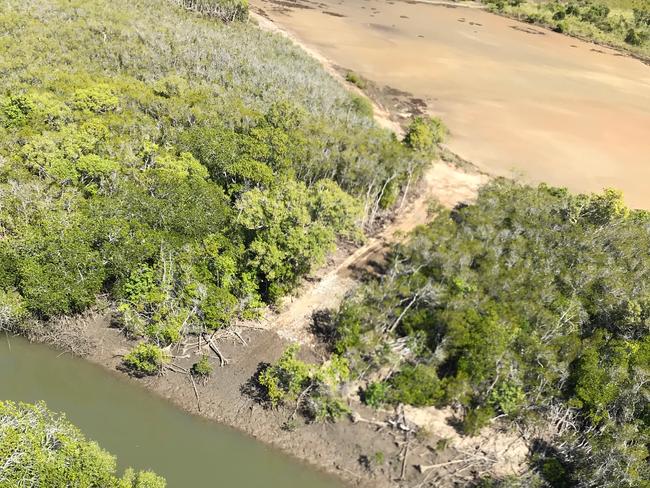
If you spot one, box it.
[21,9,518,488]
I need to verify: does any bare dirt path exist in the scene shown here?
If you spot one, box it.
[253,11,488,345]
[268,162,487,345]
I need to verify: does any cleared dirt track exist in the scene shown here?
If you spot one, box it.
[268,162,487,344]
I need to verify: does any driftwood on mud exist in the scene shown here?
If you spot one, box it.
[202,332,230,367]
[231,329,247,346]
[20,313,97,357]
[188,372,202,412]
[350,411,390,428]
[399,439,411,481]
[164,362,202,412]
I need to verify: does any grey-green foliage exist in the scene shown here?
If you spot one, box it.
[177,0,249,22]
[0,401,166,487]
[333,180,650,486]
[0,0,427,346]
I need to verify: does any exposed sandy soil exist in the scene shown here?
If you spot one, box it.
[250,0,650,209]
[269,162,487,346]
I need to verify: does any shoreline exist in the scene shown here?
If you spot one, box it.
[21,8,517,488]
[403,0,650,66]
[482,5,650,67]
[251,0,650,210]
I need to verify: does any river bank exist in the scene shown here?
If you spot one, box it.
[480,1,650,67]
[46,159,512,488]
[0,335,347,488]
[7,1,615,485]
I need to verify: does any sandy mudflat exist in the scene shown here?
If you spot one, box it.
[252,0,650,208]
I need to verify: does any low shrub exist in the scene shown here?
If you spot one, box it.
[362,381,388,408]
[349,95,374,118]
[258,345,350,422]
[345,71,366,89]
[403,116,447,152]
[462,406,495,436]
[191,354,213,379]
[123,343,169,376]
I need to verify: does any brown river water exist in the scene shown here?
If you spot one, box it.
[253,0,650,208]
[0,336,344,487]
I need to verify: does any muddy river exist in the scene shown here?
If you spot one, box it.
[0,336,344,487]
[253,0,650,208]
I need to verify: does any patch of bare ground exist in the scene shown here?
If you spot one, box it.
[28,12,531,488]
[265,162,487,347]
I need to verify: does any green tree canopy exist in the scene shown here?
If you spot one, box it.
[0,401,165,487]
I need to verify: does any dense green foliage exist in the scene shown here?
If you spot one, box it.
[403,116,447,153]
[0,0,430,356]
[191,354,214,379]
[333,180,649,486]
[0,401,165,487]
[345,71,366,89]
[258,345,351,422]
[122,343,170,376]
[484,0,650,58]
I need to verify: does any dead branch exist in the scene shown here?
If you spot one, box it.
[350,411,390,428]
[202,332,230,367]
[235,324,268,330]
[289,383,314,421]
[387,293,419,334]
[416,453,494,473]
[399,439,411,481]
[231,329,247,346]
[188,372,201,412]
[166,363,188,374]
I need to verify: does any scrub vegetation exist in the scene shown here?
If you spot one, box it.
[2,0,647,486]
[0,0,434,370]
[484,0,650,59]
[0,401,165,487]
[258,344,351,422]
[277,180,648,486]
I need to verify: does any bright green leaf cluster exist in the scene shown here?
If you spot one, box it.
[258,345,350,422]
[0,401,166,487]
[122,343,170,376]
